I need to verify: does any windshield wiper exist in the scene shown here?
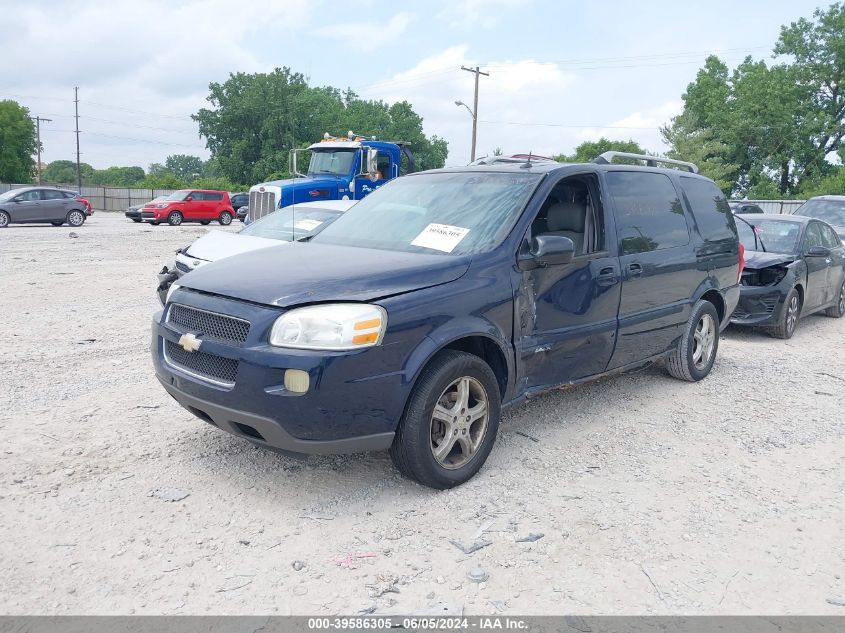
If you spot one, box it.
[734,215,767,252]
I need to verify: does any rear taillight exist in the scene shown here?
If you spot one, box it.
[737,242,745,283]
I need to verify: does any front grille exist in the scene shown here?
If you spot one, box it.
[249,190,277,222]
[167,303,250,345]
[164,340,239,386]
[175,260,191,273]
[141,211,155,218]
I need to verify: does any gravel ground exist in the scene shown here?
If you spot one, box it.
[1,213,844,615]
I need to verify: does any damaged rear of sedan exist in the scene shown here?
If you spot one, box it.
[732,214,845,338]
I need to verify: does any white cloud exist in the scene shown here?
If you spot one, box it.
[313,12,415,51]
[577,100,684,153]
[358,46,584,165]
[438,0,532,29]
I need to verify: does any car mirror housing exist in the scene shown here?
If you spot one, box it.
[806,245,831,257]
[185,196,193,202]
[519,235,575,270]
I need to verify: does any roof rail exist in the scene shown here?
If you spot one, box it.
[593,151,699,174]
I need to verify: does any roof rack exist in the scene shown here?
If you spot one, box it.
[592,151,699,174]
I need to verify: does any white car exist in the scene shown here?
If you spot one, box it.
[157,200,355,303]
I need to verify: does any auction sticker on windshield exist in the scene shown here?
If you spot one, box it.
[410,223,470,253]
[295,219,323,231]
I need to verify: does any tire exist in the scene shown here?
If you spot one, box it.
[218,211,233,226]
[66,210,85,227]
[200,220,210,225]
[825,279,845,318]
[665,299,720,382]
[51,221,64,227]
[390,350,501,489]
[167,211,183,226]
[0,210,9,228]
[132,218,141,223]
[769,288,801,339]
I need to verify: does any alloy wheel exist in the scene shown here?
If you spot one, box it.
[786,294,799,334]
[692,313,716,371]
[429,376,489,469]
[68,211,84,227]
[0,212,8,228]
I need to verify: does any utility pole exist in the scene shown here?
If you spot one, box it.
[30,115,52,184]
[74,87,82,192]
[460,66,489,162]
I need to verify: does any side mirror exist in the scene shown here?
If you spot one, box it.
[185,195,193,202]
[806,245,831,257]
[363,149,378,180]
[12,197,21,203]
[519,235,575,269]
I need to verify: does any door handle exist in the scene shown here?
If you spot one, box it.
[596,267,619,287]
[626,263,643,278]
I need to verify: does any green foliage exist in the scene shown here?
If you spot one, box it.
[192,68,448,184]
[663,3,845,198]
[190,177,246,192]
[93,165,145,186]
[138,173,186,189]
[43,159,95,184]
[165,154,206,182]
[0,100,36,182]
[554,138,648,164]
[797,166,845,198]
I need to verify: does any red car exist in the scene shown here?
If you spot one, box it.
[141,189,235,226]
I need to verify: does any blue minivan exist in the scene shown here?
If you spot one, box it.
[152,153,741,489]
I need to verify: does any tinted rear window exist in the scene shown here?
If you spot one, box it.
[680,176,736,241]
[606,171,690,255]
[205,192,224,201]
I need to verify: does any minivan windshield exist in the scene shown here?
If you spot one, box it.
[311,171,543,255]
[794,199,845,226]
[240,207,341,241]
[165,190,192,201]
[737,219,802,254]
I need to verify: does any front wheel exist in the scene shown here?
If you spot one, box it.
[0,210,9,227]
[769,288,800,339]
[167,211,183,226]
[825,280,845,318]
[390,350,501,489]
[66,210,85,227]
[218,211,233,226]
[665,300,720,381]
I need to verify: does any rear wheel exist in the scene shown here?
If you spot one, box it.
[218,211,233,226]
[51,221,64,227]
[825,279,845,318]
[200,220,210,225]
[665,299,720,382]
[167,211,183,226]
[390,350,500,489]
[67,210,85,227]
[769,288,800,339]
[0,210,9,227]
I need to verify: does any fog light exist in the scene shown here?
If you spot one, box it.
[284,369,309,393]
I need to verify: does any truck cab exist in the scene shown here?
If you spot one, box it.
[248,134,409,222]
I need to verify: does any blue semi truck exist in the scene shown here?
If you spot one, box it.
[247,133,414,222]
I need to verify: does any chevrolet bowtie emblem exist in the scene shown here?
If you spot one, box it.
[178,333,202,353]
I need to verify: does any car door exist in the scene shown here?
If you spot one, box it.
[13,189,44,222]
[605,170,698,368]
[802,221,830,310]
[185,191,204,220]
[41,189,68,220]
[517,172,621,388]
[819,222,845,300]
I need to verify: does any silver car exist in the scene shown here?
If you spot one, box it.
[0,187,92,227]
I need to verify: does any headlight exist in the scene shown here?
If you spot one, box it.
[269,303,387,350]
[166,283,181,304]
[154,203,169,209]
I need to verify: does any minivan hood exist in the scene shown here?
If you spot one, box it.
[185,230,283,262]
[743,250,796,268]
[178,242,471,308]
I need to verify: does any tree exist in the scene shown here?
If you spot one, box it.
[0,100,36,183]
[92,165,145,186]
[138,172,186,189]
[193,67,448,184]
[555,138,648,163]
[662,3,845,197]
[165,154,206,182]
[43,159,95,184]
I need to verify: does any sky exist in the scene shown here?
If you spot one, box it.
[0,0,828,174]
